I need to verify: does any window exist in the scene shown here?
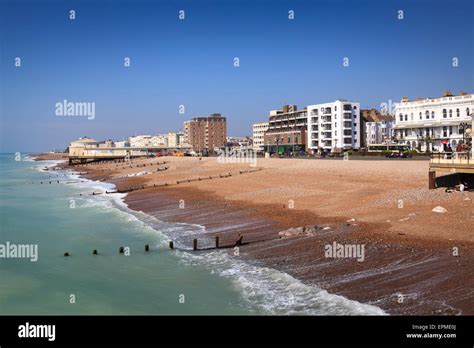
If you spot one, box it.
[399,113,403,122]
[419,112,422,120]
[467,108,471,116]
[456,109,460,117]
[425,111,429,119]
[410,113,414,121]
[431,111,435,119]
[405,114,408,121]
[449,109,452,118]
[443,109,447,118]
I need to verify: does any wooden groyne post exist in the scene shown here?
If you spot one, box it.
[429,170,436,189]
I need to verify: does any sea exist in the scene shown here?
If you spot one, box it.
[0,153,385,315]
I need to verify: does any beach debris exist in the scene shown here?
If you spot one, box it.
[464,197,471,201]
[279,228,300,238]
[126,171,150,177]
[398,217,410,222]
[279,225,330,239]
[397,232,406,236]
[322,227,331,230]
[346,218,356,222]
[432,206,448,213]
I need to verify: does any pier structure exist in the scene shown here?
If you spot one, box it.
[428,114,474,188]
[68,137,191,165]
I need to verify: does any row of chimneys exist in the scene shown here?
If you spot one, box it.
[402,91,469,102]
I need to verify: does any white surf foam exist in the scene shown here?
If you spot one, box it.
[178,249,386,315]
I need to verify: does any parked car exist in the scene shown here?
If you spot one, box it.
[385,151,412,159]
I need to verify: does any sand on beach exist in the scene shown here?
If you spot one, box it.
[58,155,474,315]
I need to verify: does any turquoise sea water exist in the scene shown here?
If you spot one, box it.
[0,154,385,315]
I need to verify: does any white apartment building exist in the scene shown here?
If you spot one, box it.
[129,134,168,147]
[306,100,360,153]
[252,122,269,152]
[168,132,184,147]
[366,119,393,145]
[393,92,473,152]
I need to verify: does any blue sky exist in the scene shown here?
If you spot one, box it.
[1,0,473,152]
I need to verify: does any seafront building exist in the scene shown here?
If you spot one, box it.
[263,105,308,154]
[393,91,473,152]
[167,132,184,147]
[183,113,227,152]
[128,134,168,147]
[252,122,269,152]
[226,136,253,151]
[68,136,144,163]
[306,100,361,154]
[361,109,394,147]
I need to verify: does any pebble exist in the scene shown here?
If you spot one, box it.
[432,206,448,213]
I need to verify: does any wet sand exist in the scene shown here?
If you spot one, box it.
[48,155,474,315]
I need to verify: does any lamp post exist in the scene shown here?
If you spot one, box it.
[459,122,468,145]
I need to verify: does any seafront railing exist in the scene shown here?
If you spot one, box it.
[430,151,471,165]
